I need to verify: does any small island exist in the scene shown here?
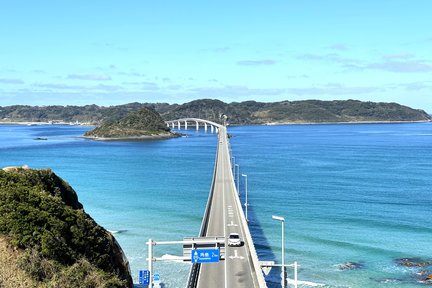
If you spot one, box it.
[84,107,178,140]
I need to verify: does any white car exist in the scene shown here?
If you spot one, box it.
[228,233,241,246]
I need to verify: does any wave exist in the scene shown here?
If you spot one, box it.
[108,229,128,234]
[160,254,189,263]
[287,278,326,287]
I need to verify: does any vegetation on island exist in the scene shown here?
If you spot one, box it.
[0,167,133,288]
[84,106,174,139]
[0,99,430,125]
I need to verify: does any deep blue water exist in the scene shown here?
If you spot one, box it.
[1,123,431,287]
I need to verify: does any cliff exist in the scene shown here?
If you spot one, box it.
[0,167,133,288]
[84,107,176,140]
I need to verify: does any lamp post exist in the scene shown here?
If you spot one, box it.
[235,164,239,193]
[242,174,248,222]
[272,215,285,288]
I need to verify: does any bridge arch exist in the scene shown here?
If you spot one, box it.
[165,118,223,133]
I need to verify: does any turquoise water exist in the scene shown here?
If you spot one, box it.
[1,123,431,287]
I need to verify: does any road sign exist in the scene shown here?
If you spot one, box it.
[183,236,225,261]
[191,248,220,263]
[153,273,161,283]
[139,270,150,285]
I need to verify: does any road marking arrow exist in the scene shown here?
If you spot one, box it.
[229,249,244,260]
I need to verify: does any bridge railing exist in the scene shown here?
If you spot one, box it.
[228,158,268,287]
[186,131,221,288]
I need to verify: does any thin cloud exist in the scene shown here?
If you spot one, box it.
[35,83,82,90]
[398,81,432,91]
[68,74,112,81]
[367,60,432,73]
[286,84,382,96]
[237,59,277,66]
[190,85,284,97]
[382,53,415,60]
[34,83,122,92]
[0,78,24,84]
[327,44,348,51]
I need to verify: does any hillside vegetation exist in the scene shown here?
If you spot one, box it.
[0,167,132,288]
[0,99,430,125]
[84,107,174,139]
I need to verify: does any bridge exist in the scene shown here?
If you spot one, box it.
[165,118,222,134]
[167,118,267,288]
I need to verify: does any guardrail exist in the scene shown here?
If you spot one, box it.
[227,139,268,288]
[186,135,220,288]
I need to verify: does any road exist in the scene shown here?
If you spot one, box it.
[196,126,262,288]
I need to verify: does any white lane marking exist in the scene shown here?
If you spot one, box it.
[222,135,228,288]
[227,221,238,227]
[228,249,245,260]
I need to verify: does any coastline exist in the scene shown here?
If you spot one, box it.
[1,119,430,128]
[82,132,181,141]
[0,121,94,127]
[261,119,431,126]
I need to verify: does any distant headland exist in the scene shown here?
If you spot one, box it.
[0,99,430,126]
[0,166,133,287]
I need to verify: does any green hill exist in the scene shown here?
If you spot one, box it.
[0,99,430,125]
[84,107,175,140]
[0,167,133,288]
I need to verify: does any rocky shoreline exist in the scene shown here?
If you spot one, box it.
[82,132,181,141]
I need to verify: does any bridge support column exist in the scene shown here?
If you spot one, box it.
[216,127,219,134]
[184,121,188,130]
[177,121,181,129]
[166,123,169,127]
[204,123,208,132]
[211,125,214,133]
[195,121,199,131]
[171,122,175,129]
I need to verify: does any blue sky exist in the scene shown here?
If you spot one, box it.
[1,1,432,112]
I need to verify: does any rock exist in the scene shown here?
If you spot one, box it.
[337,261,364,270]
[396,258,432,268]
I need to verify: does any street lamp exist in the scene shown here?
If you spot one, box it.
[235,164,239,193]
[272,215,286,288]
[242,174,248,222]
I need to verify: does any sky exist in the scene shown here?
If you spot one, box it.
[1,1,432,112]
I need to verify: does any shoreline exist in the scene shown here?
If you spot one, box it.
[82,132,181,141]
[0,121,94,127]
[261,119,431,126]
[1,119,430,127]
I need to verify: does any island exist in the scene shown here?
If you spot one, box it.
[0,166,133,287]
[84,106,178,140]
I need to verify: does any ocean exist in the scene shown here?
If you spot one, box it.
[0,122,431,288]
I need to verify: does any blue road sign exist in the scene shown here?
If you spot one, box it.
[153,273,161,282]
[191,249,220,263]
[139,270,150,285]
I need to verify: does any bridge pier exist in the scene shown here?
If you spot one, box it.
[185,120,188,130]
[211,125,214,133]
[171,122,175,129]
[177,121,181,129]
[204,123,208,132]
[196,121,199,131]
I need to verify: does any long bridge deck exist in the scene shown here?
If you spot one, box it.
[167,119,267,288]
